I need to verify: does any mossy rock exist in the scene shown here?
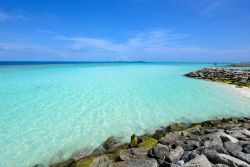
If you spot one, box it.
[152,130,166,140]
[174,124,202,136]
[130,134,138,147]
[167,123,185,132]
[71,157,96,167]
[138,138,158,149]
[104,153,119,161]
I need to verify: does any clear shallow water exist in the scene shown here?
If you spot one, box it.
[0,62,249,167]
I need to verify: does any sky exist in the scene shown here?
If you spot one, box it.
[0,0,250,62]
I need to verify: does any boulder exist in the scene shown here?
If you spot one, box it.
[151,143,170,160]
[103,136,121,150]
[165,144,184,163]
[216,154,250,167]
[90,155,115,167]
[130,134,138,147]
[243,145,250,154]
[111,158,158,167]
[184,155,212,167]
[119,148,148,161]
[237,152,250,164]
[138,138,158,150]
[223,141,242,157]
[167,123,185,132]
[219,132,239,143]
[159,133,186,145]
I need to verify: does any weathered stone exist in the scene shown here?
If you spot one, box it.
[219,132,239,143]
[152,130,167,140]
[216,153,250,167]
[237,152,250,164]
[184,155,212,167]
[223,141,242,157]
[52,159,74,167]
[151,143,170,160]
[202,133,228,154]
[138,138,158,150]
[111,158,159,167]
[71,157,96,167]
[243,145,250,153]
[168,123,186,132]
[180,140,200,151]
[119,148,148,161]
[212,164,229,167]
[103,136,121,150]
[159,133,186,145]
[90,155,114,167]
[130,134,138,147]
[165,145,184,163]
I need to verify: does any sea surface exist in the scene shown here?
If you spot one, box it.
[0,62,249,167]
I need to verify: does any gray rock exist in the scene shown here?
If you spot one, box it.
[202,133,228,154]
[119,148,148,161]
[112,158,159,167]
[219,132,239,143]
[216,153,250,167]
[90,155,114,167]
[223,141,242,157]
[212,164,229,167]
[243,145,250,153]
[184,155,212,167]
[180,140,200,151]
[159,133,186,145]
[165,145,184,162]
[152,143,170,160]
[160,162,179,167]
[176,160,185,166]
[237,152,250,164]
[70,148,92,161]
[103,136,121,150]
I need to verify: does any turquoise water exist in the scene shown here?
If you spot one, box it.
[0,62,249,167]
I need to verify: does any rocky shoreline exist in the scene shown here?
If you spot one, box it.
[185,68,250,88]
[34,117,250,167]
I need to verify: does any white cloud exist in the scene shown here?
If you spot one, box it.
[0,10,28,22]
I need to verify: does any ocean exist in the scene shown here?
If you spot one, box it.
[0,62,249,167]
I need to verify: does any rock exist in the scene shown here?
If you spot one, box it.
[70,148,92,161]
[90,155,114,167]
[52,159,75,167]
[167,123,186,132]
[165,144,184,163]
[243,145,250,153]
[71,156,96,167]
[201,133,228,154]
[159,133,186,145]
[223,141,242,157]
[160,161,179,167]
[130,134,138,147]
[212,164,229,167]
[216,153,250,167]
[219,132,239,143]
[138,138,158,150]
[176,160,185,166]
[184,155,212,167]
[103,136,121,150]
[237,152,250,164]
[180,140,200,151]
[152,130,167,140]
[151,143,170,160]
[119,148,148,161]
[111,158,159,167]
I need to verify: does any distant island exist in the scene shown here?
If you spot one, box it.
[228,63,250,67]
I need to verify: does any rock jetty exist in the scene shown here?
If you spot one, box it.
[185,68,250,87]
[34,117,250,167]
[228,63,250,67]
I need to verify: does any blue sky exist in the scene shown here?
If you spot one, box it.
[0,0,250,62]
